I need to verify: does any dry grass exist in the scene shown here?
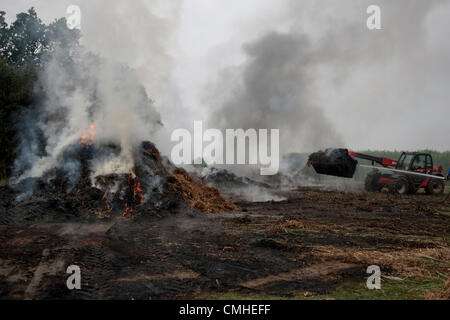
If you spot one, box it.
[424,279,450,300]
[168,168,241,213]
[269,219,340,234]
[311,245,450,279]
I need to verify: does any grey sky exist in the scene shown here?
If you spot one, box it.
[2,0,449,152]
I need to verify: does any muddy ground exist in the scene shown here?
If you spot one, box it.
[0,187,449,300]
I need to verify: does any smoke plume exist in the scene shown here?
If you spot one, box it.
[206,0,448,154]
[14,49,163,182]
[10,0,181,183]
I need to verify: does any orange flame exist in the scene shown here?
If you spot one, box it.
[133,179,145,204]
[123,203,134,217]
[123,174,144,216]
[80,123,96,147]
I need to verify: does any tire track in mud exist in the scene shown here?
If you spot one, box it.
[24,250,66,299]
[72,245,118,299]
[0,187,448,299]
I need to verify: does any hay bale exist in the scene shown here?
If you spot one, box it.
[308,148,358,178]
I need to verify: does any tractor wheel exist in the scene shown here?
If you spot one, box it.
[388,177,409,195]
[365,171,383,192]
[408,185,419,195]
[425,179,445,195]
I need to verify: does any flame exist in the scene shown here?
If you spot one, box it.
[123,203,134,217]
[129,174,144,204]
[133,179,145,204]
[122,174,144,216]
[80,130,88,145]
[80,123,96,147]
[89,123,96,141]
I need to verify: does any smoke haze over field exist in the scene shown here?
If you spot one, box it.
[2,0,450,157]
[206,0,450,153]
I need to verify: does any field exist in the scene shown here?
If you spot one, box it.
[0,186,449,300]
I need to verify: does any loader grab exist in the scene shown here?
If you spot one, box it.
[308,149,446,195]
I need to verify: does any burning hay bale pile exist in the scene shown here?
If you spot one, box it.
[1,141,239,220]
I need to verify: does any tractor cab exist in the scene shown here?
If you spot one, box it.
[396,152,433,172]
[396,152,442,173]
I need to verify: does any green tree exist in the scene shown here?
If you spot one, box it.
[0,8,80,179]
[0,8,80,67]
[0,59,36,178]
[0,11,8,49]
[2,8,49,67]
[0,12,9,73]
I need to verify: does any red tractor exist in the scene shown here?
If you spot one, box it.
[349,152,445,195]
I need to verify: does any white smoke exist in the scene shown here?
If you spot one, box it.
[10,0,180,182]
[15,48,163,181]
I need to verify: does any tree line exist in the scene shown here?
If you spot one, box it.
[0,8,79,180]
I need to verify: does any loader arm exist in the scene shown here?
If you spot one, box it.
[348,152,398,168]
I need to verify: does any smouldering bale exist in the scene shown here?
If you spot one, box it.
[308,148,358,178]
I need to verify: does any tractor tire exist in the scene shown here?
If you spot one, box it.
[388,177,409,195]
[365,171,383,192]
[408,185,419,195]
[425,178,445,195]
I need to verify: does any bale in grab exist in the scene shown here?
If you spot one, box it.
[308,148,358,178]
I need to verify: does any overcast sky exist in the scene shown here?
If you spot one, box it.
[2,0,449,152]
